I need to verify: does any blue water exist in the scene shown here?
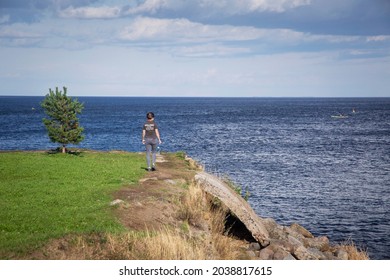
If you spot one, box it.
[1,96,389,259]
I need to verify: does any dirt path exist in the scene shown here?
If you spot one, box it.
[113,153,199,231]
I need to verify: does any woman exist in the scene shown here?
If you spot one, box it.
[142,112,162,171]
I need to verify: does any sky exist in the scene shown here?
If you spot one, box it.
[0,0,389,97]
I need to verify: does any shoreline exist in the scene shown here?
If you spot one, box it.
[1,150,368,260]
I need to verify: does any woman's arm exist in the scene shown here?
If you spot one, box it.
[155,129,162,144]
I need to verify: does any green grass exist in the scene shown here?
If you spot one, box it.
[0,151,145,258]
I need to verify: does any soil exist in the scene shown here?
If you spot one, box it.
[113,152,198,231]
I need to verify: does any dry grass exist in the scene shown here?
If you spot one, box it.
[34,182,248,260]
[31,180,368,260]
[336,239,369,260]
[177,180,207,226]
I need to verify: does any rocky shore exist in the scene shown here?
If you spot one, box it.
[29,152,367,260]
[192,157,365,260]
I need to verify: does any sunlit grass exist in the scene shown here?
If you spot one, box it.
[0,151,145,257]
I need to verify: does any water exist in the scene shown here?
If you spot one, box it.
[1,96,389,259]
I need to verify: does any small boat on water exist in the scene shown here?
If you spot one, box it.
[331,114,348,119]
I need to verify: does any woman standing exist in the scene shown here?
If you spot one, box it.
[142,112,162,171]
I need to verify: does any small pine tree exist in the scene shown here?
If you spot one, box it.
[41,87,85,153]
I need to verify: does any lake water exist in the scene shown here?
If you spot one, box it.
[0,96,389,259]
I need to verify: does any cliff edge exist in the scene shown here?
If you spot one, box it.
[32,152,367,260]
[194,171,353,260]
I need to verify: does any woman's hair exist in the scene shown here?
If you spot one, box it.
[146,112,155,119]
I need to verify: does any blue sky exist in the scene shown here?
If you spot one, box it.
[0,0,389,97]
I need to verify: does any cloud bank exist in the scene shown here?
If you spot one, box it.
[0,0,389,97]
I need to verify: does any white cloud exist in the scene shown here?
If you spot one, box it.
[118,17,267,42]
[0,15,10,24]
[203,0,312,14]
[0,22,44,47]
[1,0,389,97]
[173,44,251,57]
[366,36,390,42]
[1,13,379,57]
[126,0,312,15]
[116,17,373,57]
[0,24,41,38]
[305,33,360,44]
[59,6,121,19]
[126,0,173,15]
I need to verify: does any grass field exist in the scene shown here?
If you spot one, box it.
[0,151,145,257]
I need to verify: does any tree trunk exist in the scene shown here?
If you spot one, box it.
[62,145,66,154]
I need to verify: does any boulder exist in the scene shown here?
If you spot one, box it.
[290,223,314,238]
[303,236,330,251]
[259,248,274,260]
[248,242,261,251]
[191,168,364,260]
[293,245,320,260]
[195,172,269,246]
[273,248,293,260]
[335,249,349,260]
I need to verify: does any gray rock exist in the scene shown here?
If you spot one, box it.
[293,245,319,260]
[248,242,261,251]
[268,239,295,253]
[323,251,338,260]
[307,248,327,260]
[246,250,257,259]
[335,249,349,260]
[284,226,305,243]
[283,253,297,260]
[110,199,124,206]
[190,169,364,260]
[288,235,304,248]
[264,218,287,240]
[195,172,270,246]
[290,223,314,238]
[259,248,274,260]
[304,236,330,251]
[273,248,292,260]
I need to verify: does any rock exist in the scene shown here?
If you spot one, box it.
[265,242,297,260]
[110,199,124,206]
[246,250,257,259]
[185,156,204,170]
[273,248,292,260]
[284,226,305,243]
[293,245,319,260]
[306,248,327,260]
[335,249,349,260]
[259,248,274,260]
[139,177,158,183]
[263,218,287,240]
[268,239,295,253]
[323,251,338,260]
[287,235,304,248]
[290,223,314,238]
[195,172,269,246]
[248,242,261,251]
[283,253,297,260]
[189,167,365,260]
[304,236,330,251]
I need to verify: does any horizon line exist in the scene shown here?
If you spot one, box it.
[1,95,389,99]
